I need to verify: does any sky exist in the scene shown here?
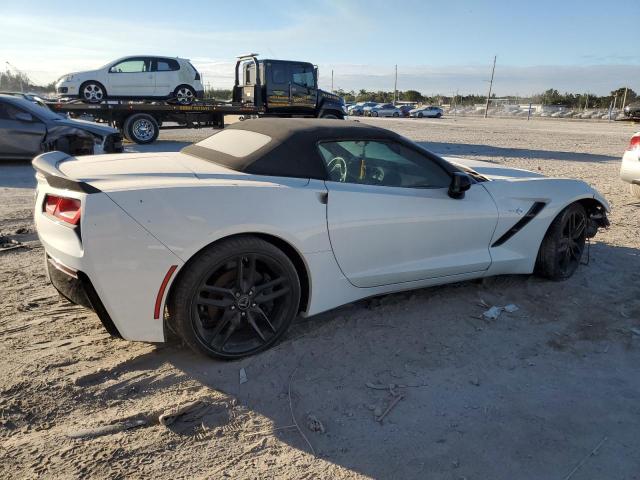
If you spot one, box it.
[1,0,639,96]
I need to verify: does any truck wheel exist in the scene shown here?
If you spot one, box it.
[320,112,339,119]
[80,81,107,103]
[123,113,159,144]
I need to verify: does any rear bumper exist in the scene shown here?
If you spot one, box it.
[47,255,122,338]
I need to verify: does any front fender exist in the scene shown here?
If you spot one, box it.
[481,178,609,275]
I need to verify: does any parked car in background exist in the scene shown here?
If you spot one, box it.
[620,132,640,198]
[0,91,49,107]
[0,94,122,160]
[369,103,402,117]
[348,102,377,116]
[398,105,415,117]
[55,56,204,105]
[624,102,640,119]
[409,106,443,118]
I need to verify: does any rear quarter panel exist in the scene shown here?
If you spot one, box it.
[104,178,332,263]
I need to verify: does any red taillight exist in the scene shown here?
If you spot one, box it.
[43,194,81,225]
[628,134,640,151]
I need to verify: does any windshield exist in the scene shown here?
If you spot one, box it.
[26,102,65,121]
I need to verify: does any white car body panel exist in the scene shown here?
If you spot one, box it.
[620,134,640,188]
[325,181,498,287]
[33,145,609,343]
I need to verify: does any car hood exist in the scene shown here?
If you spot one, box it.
[58,69,100,82]
[51,117,118,137]
[443,157,546,180]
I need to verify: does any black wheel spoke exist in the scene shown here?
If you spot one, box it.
[220,314,240,347]
[246,311,266,342]
[247,255,256,287]
[255,286,290,304]
[198,296,234,308]
[572,218,586,239]
[255,276,286,293]
[236,257,244,290]
[253,306,277,333]
[208,311,232,341]
[201,285,234,297]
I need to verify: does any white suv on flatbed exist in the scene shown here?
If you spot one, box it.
[55,56,204,105]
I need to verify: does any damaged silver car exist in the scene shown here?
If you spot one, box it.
[0,94,122,160]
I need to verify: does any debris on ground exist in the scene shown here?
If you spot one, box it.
[375,394,404,423]
[630,327,640,337]
[482,304,519,320]
[239,368,248,384]
[0,236,24,253]
[159,399,205,427]
[306,414,325,433]
[67,418,148,440]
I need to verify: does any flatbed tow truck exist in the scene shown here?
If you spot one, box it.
[45,54,347,144]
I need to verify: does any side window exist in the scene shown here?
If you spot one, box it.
[109,58,149,73]
[318,140,451,188]
[290,64,315,88]
[0,102,27,120]
[155,58,179,71]
[270,63,287,84]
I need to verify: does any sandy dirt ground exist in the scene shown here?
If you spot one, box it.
[1,116,639,480]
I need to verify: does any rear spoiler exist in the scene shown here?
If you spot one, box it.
[32,151,101,194]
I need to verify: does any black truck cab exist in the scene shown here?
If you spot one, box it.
[233,54,345,119]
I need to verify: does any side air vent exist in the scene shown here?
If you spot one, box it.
[491,202,546,247]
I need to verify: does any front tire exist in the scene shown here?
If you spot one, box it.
[80,81,106,103]
[372,111,379,117]
[169,236,301,359]
[536,203,588,280]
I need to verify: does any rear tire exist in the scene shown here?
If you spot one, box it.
[630,183,640,198]
[169,236,301,359]
[535,203,587,280]
[123,113,159,144]
[393,112,399,117]
[173,85,196,105]
[417,112,423,118]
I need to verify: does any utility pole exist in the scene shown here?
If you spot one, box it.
[331,69,334,93]
[484,55,496,118]
[622,87,628,111]
[394,64,398,105]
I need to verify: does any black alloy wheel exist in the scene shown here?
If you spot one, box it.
[536,203,588,280]
[170,237,300,359]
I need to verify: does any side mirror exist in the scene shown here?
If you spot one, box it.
[448,172,472,199]
[15,112,34,123]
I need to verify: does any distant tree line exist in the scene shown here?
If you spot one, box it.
[335,87,637,109]
[0,69,55,93]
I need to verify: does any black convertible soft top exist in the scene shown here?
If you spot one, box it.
[181,118,407,180]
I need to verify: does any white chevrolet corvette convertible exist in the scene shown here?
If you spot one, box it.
[33,119,610,359]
